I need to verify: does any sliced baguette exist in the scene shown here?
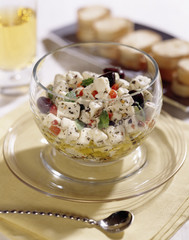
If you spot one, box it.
[118,45,147,71]
[93,17,134,41]
[151,38,189,69]
[177,58,189,86]
[77,5,111,41]
[77,28,96,42]
[171,78,189,98]
[119,29,162,53]
[77,5,111,28]
[159,68,177,82]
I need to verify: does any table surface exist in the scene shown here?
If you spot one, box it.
[0,0,189,239]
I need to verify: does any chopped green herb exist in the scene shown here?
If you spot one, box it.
[75,119,85,130]
[47,84,53,99]
[64,91,77,102]
[81,78,94,87]
[98,110,109,129]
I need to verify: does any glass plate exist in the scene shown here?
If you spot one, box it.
[3,111,186,202]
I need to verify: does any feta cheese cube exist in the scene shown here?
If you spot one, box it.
[43,113,61,128]
[54,74,66,86]
[94,76,110,94]
[107,96,134,116]
[66,71,83,86]
[111,111,122,121]
[124,116,138,133]
[120,95,134,107]
[89,101,103,118]
[82,71,99,79]
[77,128,93,145]
[129,75,151,90]
[53,83,68,96]
[144,102,156,121]
[61,117,74,129]
[82,83,95,99]
[79,110,91,124]
[57,102,80,120]
[60,117,79,141]
[143,90,153,102]
[76,98,90,108]
[106,125,125,144]
[116,78,129,89]
[92,129,108,146]
[117,87,129,96]
[53,75,69,103]
[58,130,67,139]
[125,105,135,117]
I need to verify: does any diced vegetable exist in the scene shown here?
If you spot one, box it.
[81,78,94,87]
[98,110,109,129]
[91,90,98,98]
[111,83,119,90]
[49,125,61,135]
[109,89,117,98]
[50,104,57,115]
[75,119,86,131]
[47,84,54,99]
[64,91,77,102]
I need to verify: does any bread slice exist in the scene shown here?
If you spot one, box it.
[93,17,134,41]
[171,78,189,98]
[77,5,111,41]
[77,28,96,42]
[77,5,111,28]
[151,38,189,81]
[151,38,189,69]
[119,29,162,53]
[171,57,189,97]
[177,58,189,86]
[118,46,147,71]
[159,68,177,82]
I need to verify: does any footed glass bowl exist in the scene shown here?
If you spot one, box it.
[29,42,162,182]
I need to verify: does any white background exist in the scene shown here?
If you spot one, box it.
[0,0,189,239]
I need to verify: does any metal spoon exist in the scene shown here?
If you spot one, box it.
[0,209,133,233]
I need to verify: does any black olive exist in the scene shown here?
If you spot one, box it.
[103,67,125,79]
[80,104,85,111]
[100,72,116,87]
[109,121,115,126]
[129,90,144,108]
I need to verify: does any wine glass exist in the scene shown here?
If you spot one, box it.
[29,42,162,183]
[0,0,36,95]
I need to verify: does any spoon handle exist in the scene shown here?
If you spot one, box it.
[0,209,97,226]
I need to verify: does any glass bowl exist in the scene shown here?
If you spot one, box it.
[29,42,162,182]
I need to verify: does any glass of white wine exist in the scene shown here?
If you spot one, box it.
[0,0,36,95]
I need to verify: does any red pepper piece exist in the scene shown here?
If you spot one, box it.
[109,89,117,99]
[50,104,57,115]
[91,90,98,98]
[49,125,60,135]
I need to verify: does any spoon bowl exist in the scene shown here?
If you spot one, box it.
[97,210,134,233]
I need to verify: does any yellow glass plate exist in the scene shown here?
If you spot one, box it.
[3,111,187,202]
